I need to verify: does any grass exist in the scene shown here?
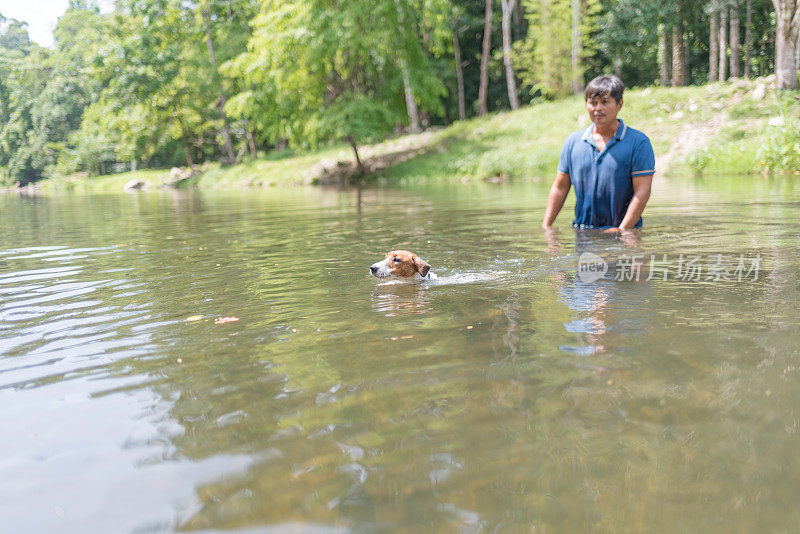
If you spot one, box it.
[37,77,800,193]
[377,79,797,184]
[679,81,800,175]
[39,144,352,193]
[684,126,766,175]
[40,168,169,193]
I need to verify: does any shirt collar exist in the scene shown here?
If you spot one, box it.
[583,119,627,141]
[616,119,627,140]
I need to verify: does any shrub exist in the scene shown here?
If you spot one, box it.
[758,119,800,172]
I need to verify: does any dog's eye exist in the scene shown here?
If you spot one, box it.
[392,257,401,263]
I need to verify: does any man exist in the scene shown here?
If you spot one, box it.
[542,75,655,231]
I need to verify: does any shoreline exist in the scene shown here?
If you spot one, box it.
[6,79,797,195]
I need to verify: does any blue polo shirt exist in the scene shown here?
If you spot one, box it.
[557,119,655,228]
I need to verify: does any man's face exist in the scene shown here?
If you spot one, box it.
[586,93,623,129]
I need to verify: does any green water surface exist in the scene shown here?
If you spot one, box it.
[1,176,799,532]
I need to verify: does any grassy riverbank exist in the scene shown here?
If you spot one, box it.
[37,77,798,193]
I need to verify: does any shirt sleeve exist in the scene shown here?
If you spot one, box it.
[557,135,573,174]
[631,135,656,177]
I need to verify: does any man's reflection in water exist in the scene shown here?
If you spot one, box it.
[545,228,652,358]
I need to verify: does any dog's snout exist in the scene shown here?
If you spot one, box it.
[370,265,378,274]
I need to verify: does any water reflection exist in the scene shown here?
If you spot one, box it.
[371,282,432,317]
[546,228,653,358]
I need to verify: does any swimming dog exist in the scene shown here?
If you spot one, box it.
[370,250,437,281]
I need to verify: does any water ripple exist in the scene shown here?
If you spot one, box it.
[1,184,799,532]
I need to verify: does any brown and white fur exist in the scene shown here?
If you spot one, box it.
[370,250,437,281]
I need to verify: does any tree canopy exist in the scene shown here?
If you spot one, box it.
[0,0,795,185]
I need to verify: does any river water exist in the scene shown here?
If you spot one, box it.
[1,176,799,532]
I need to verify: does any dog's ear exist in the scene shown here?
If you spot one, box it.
[413,256,431,277]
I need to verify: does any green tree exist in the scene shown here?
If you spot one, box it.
[518,0,600,98]
[40,2,108,175]
[593,1,664,86]
[229,0,445,174]
[0,3,114,183]
[0,14,31,52]
[72,0,257,172]
[0,16,48,184]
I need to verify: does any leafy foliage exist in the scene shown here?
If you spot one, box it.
[516,0,601,98]
[758,117,800,171]
[0,0,795,183]
[229,0,445,163]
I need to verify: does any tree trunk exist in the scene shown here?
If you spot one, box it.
[744,0,752,78]
[245,125,257,158]
[500,0,520,109]
[452,21,466,121]
[719,7,728,80]
[710,3,720,82]
[797,29,800,77]
[540,0,552,90]
[203,8,235,164]
[349,137,365,176]
[393,0,421,131]
[401,62,421,132]
[614,55,622,78]
[478,0,492,116]
[671,25,686,86]
[182,129,194,167]
[571,0,582,94]
[730,2,741,77]
[772,0,800,89]
[658,24,670,86]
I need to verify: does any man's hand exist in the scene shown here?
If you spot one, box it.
[543,226,561,254]
[602,227,641,247]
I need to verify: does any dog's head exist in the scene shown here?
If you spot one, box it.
[370,250,432,279]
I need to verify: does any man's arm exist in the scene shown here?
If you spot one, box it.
[542,171,571,229]
[617,174,653,230]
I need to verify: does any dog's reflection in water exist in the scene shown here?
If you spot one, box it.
[370,282,432,317]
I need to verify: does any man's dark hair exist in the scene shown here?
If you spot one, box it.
[584,75,625,103]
